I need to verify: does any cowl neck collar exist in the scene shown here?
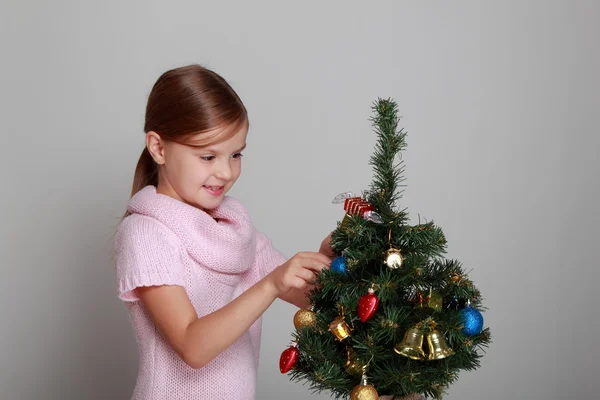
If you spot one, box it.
[127,186,256,275]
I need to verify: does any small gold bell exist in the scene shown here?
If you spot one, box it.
[345,348,364,376]
[394,327,426,360]
[425,330,454,360]
[346,359,364,376]
[329,316,352,341]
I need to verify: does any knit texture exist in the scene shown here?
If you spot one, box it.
[114,186,287,400]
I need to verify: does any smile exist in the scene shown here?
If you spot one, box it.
[204,185,225,196]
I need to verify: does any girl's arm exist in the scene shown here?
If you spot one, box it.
[137,251,331,369]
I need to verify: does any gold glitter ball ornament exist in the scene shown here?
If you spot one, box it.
[293,308,317,330]
[350,372,379,400]
[350,384,379,400]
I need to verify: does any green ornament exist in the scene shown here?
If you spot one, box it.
[426,289,443,311]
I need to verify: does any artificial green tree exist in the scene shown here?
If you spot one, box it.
[280,98,491,400]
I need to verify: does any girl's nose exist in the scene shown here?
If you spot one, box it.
[214,160,233,180]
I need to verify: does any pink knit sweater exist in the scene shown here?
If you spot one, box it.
[114,186,287,400]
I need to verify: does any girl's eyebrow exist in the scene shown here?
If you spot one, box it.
[199,143,247,154]
[235,144,247,152]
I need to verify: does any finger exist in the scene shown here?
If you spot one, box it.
[297,257,329,273]
[304,252,333,267]
[290,276,308,290]
[296,268,317,283]
[320,234,332,246]
[295,252,329,266]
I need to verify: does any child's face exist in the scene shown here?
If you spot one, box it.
[154,124,248,211]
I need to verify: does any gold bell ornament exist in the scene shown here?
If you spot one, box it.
[350,367,379,400]
[293,305,317,330]
[345,347,365,376]
[384,229,403,269]
[394,326,426,360]
[329,306,352,341]
[425,330,454,360]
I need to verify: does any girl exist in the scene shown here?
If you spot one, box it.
[114,64,334,400]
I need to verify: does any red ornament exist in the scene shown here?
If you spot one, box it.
[344,198,374,218]
[344,197,363,213]
[334,193,383,225]
[358,287,380,322]
[279,342,299,373]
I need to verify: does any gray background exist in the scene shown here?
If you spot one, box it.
[1,1,598,399]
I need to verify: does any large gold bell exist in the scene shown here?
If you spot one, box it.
[394,327,426,360]
[329,316,352,341]
[426,330,454,360]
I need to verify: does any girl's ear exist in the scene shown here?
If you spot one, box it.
[146,131,166,165]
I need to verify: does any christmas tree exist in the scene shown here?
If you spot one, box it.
[279,98,491,400]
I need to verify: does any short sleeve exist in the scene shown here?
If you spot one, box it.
[114,214,186,302]
[254,230,288,279]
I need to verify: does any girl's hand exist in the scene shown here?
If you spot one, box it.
[266,252,331,298]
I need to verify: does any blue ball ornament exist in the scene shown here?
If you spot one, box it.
[459,305,484,336]
[330,256,348,275]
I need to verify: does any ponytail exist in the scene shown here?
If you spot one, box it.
[122,147,158,219]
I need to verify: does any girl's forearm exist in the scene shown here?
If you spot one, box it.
[183,277,278,368]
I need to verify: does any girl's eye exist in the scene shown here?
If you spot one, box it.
[232,153,244,159]
[200,155,215,161]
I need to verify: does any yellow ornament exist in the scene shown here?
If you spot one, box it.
[350,371,379,400]
[425,330,454,360]
[345,348,364,376]
[329,316,352,341]
[394,327,426,360]
[346,359,364,376]
[293,308,317,330]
